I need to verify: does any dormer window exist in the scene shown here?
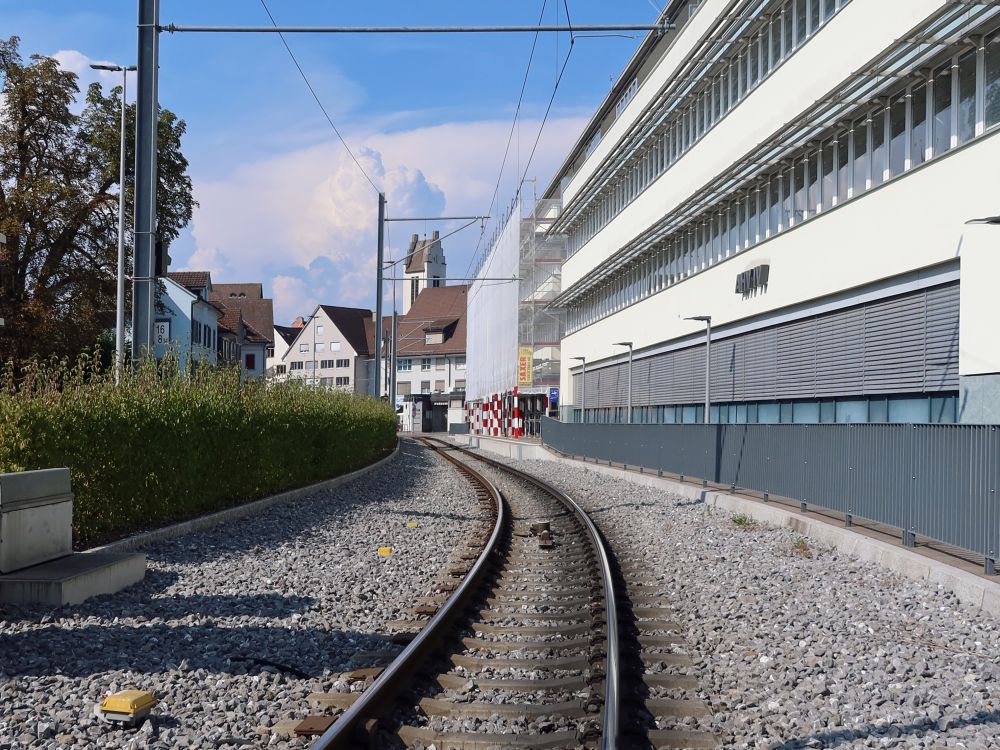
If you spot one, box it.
[425,331,443,345]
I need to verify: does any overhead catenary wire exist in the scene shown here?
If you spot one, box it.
[259,0,381,195]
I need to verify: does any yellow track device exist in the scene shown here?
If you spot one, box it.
[95,690,157,726]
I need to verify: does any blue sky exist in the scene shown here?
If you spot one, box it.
[2,1,660,322]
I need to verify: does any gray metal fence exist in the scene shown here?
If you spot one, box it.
[541,417,1000,574]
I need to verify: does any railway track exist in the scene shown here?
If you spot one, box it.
[309,437,715,749]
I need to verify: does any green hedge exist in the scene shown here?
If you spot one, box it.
[0,352,397,546]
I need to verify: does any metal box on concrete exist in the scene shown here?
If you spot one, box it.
[0,468,74,573]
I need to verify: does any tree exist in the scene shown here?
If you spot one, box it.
[0,36,195,362]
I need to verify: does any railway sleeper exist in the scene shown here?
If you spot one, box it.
[397,725,585,750]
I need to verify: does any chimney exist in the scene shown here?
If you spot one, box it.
[292,316,306,329]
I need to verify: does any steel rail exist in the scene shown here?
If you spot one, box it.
[309,439,507,749]
[425,438,621,750]
[161,24,673,34]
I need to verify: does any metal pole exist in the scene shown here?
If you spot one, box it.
[390,310,398,407]
[627,345,633,424]
[374,192,386,398]
[704,319,712,424]
[582,360,587,424]
[132,0,159,360]
[115,67,128,382]
[312,316,316,386]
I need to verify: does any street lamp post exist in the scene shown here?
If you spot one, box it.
[571,356,587,424]
[684,316,712,424]
[614,342,633,424]
[91,62,137,382]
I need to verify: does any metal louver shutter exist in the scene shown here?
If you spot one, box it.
[924,284,960,391]
[815,307,864,397]
[863,293,926,394]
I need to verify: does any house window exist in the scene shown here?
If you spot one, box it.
[456,357,466,370]
[305,361,315,370]
[320,359,335,369]
[245,353,256,370]
[336,358,350,368]
[203,323,211,347]
[420,380,431,394]
[335,376,350,386]
[455,379,466,390]
[398,381,412,395]
[425,331,444,345]
[435,358,445,370]
[421,358,431,371]
[290,361,304,371]
[398,358,412,371]
[330,342,341,352]
[276,364,287,375]
[434,380,445,392]
[316,325,324,336]
[192,320,201,345]
[299,343,309,352]
[315,342,326,353]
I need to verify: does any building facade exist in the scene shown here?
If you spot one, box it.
[155,272,221,369]
[402,231,447,314]
[543,0,1000,425]
[281,305,375,394]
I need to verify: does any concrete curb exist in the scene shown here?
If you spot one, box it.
[90,441,402,555]
[456,434,1000,618]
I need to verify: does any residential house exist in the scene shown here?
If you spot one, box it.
[269,324,299,381]
[215,302,268,380]
[209,282,275,365]
[281,305,375,394]
[156,271,221,369]
[383,284,468,432]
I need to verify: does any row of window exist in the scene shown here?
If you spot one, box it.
[397,379,467,395]
[570,393,959,426]
[567,28,1000,334]
[318,358,351,369]
[566,0,850,257]
[397,356,467,372]
[299,341,342,353]
[191,320,216,350]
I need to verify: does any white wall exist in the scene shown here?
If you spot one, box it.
[561,131,1000,403]
[562,0,948,290]
[281,308,360,392]
[467,205,521,401]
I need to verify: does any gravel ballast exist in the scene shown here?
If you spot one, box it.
[489,451,1000,750]
[0,440,484,749]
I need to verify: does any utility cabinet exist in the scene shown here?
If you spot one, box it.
[0,468,73,573]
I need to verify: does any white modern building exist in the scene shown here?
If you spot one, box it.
[281,305,375,394]
[543,0,1000,425]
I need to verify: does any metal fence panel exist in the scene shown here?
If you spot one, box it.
[541,417,1000,568]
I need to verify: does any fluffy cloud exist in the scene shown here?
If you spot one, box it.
[185,114,588,325]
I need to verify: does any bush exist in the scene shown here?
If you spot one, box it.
[0,351,397,547]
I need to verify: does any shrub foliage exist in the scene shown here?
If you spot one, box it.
[0,352,397,546]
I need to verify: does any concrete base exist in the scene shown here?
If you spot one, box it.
[452,434,550,461]
[465,439,1000,618]
[0,551,146,606]
[959,373,1000,424]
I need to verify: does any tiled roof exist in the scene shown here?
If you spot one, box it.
[165,271,211,292]
[243,319,270,344]
[216,304,242,335]
[404,231,440,274]
[274,325,299,345]
[211,283,263,300]
[319,305,375,357]
[383,285,467,357]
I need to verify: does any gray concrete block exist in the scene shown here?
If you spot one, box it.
[0,468,74,573]
[0,551,146,606]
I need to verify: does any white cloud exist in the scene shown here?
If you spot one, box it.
[187,113,588,325]
[52,49,134,105]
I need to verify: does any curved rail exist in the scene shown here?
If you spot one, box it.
[310,439,507,749]
[425,437,621,750]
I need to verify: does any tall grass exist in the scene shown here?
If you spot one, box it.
[0,351,397,546]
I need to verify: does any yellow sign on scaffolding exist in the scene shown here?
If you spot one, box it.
[517,346,533,387]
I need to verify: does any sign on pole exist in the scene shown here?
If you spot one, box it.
[517,346,533,387]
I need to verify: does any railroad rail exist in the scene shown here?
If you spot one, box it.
[310,437,623,749]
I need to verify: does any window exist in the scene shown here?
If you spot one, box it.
[336,358,350,368]
[889,95,907,177]
[870,108,886,187]
[299,343,309,352]
[933,63,953,156]
[455,379,466,390]
[398,358,412,371]
[821,140,835,210]
[330,341,341,352]
[397,382,412,396]
[436,358,445,370]
[852,117,868,195]
[911,84,928,167]
[987,30,1000,128]
[290,361,304,371]
[305,361,315,370]
[315,342,326,353]
[244,353,256,370]
[319,359,335,369]
[957,49,977,144]
[421,358,431,371]
[276,364,286,375]
[434,380,445,392]
[335,376,350,386]
[192,320,201,345]
[420,380,431,394]
[456,356,466,370]
[316,325,324,336]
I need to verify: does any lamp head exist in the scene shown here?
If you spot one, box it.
[684,315,712,323]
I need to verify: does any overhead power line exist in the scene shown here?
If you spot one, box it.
[259,0,381,194]
[162,23,670,34]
